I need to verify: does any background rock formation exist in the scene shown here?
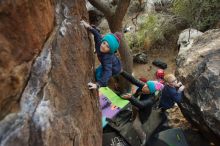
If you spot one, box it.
[177,28,203,55]
[0,0,102,146]
[176,29,220,144]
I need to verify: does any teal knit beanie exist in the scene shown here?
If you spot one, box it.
[146,81,156,94]
[101,33,119,53]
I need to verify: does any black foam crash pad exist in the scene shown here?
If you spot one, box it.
[107,109,163,146]
[148,128,189,146]
[103,132,130,146]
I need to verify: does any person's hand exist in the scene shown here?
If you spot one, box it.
[88,82,98,90]
[80,20,91,29]
[121,93,132,99]
[178,85,185,92]
[176,82,183,87]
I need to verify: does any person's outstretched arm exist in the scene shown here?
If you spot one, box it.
[133,87,142,98]
[88,27,102,43]
[129,96,154,109]
[81,20,102,53]
[120,71,145,88]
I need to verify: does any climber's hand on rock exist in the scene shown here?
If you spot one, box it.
[176,82,183,87]
[88,82,98,90]
[178,85,185,92]
[80,20,91,29]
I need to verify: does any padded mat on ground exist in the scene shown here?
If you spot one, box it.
[103,132,129,146]
[108,109,163,146]
[99,87,130,127]
[148,128,189,146]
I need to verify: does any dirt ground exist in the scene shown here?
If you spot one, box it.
[132,49,216,146]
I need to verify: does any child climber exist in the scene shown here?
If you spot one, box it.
[81,20,122,89]
[159,73,185,111]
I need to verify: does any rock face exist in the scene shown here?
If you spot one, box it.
[176,29,220,144]
[0,0,55,121]
[144,0,172,12]
[177,28,203,55]
[0,0,102,146]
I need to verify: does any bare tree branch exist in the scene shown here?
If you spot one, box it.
[88,0,114,18]
[131,12,140,31]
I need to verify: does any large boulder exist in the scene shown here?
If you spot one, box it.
[176,29,220,145]
[144,0,172,12]
[177,28,203,55]
[0,0,101,146]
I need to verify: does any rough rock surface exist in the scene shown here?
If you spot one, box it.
[176,29,220,145]
[143,0,172,12]
[0,0,54,120]
[0,0,102,146]
[177,28,203,55]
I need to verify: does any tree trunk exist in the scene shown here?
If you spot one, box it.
[117,36,133,93]
[108,20,133,93]
[0,0,102,146]
[107,2,133,93]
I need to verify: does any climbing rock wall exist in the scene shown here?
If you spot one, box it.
[176,29,220,145]
[0,0,54,121]
[0,0,102,146]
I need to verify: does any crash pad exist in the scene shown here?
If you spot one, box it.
[99,87,130,128]
[107,109,163,146]
[103,132,129,146]
[99,87,129,108]
[148,128,189,146]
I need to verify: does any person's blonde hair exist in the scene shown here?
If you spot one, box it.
[164,74,176,83]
